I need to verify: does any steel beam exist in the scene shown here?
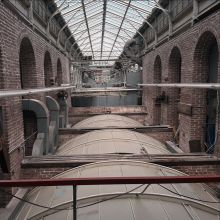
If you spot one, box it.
[100,0,107,59]
[81,0,95,58]
[108,0,132,60]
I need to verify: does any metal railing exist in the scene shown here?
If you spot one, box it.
[0,175,220,220]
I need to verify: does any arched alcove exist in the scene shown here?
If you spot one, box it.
[19,37,37,89]
[193,31,219,153]
[57,58,62,86]
[44,51,53,87]
[153,55,162,125]
[168,47,182,137]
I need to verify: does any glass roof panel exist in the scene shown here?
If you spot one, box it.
[55,0,159,61]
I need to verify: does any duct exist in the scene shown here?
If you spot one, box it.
[22,99,49,155]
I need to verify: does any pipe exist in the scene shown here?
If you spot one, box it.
[0,85,75,99]
[138,83,220,89]
[73,88,141,93]
[0,175,220,187]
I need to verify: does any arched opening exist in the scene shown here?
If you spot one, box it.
[44,51,53,87]
[193,31,219,153]
[19,37,37,89]
[153,55,162,125]
[57,59,62,86]
[168,47,182,142]
[22,110,38,156]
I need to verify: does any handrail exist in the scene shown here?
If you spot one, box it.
[2,175,220,220]
[0,175,220,187]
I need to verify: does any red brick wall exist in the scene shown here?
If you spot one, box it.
[142,10,220,153]
[21,167,71,180]
[0,0,71,186]
[69,106,148,125]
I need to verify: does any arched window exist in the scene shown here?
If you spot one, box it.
[168,47,182,134]
[19,37,37,89]
[153,55,162,125]
[57,58,62,86]
[193,31,219,153]
[44,51,53,87]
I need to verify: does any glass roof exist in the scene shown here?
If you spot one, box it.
[55,0,158,62]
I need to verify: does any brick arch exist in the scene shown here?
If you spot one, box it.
[168,46,182,131]
[44,51,53,87]
[193,31,219,83]
[56,58,62,86]
[192,31,219,152]
[19,37,37,89]
[153,55,162,125]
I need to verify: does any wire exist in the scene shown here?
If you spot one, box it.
[0,184,145,211]
[158,184,220,204]
[2,183,220,215]
[77,184,145,209]
[206,90,219,153]
[0,188,69,211]
[9,130,38,154]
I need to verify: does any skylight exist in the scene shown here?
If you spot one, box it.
[55,0,158,62]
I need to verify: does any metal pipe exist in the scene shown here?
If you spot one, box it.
[73,185,77,220]
[73,88,141,93]
[138,83,220,89]
[0,175,220,187]
[0,86,75,99]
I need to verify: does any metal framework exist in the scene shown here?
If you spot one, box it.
[54,0,160,64]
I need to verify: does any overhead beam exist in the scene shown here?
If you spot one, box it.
[108,0,132,59]
[81,0,95,58]
[100,0,107,59]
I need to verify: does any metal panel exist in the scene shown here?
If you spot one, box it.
[57,129,170,155]
[15,161,220,220]
[73,115,143,128]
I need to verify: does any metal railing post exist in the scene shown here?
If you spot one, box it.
[73,185,77,220]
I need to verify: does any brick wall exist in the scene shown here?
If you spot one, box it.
[142,9,220,153]
[69,106,148,125]
[0,1,71,206]
[21,167,71,180]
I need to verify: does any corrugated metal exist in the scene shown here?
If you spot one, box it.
[56,129,170,155]
[73,115,143,128]
[15,161,220,220]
